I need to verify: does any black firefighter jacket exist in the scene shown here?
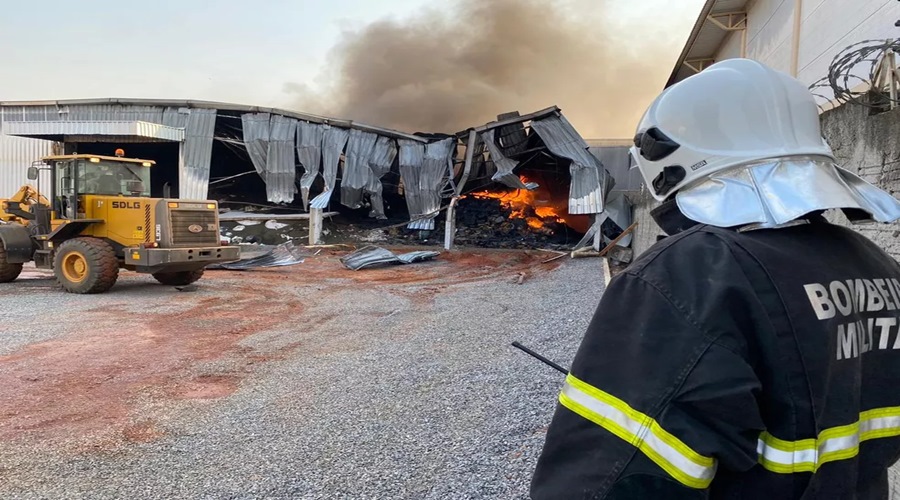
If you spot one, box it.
[530,207,900,500]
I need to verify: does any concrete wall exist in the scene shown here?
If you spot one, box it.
[820,103,900,259]
[626,188,662,257]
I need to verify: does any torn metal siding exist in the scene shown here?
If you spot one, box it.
[181,108,217,200]
[399,138,455,230]
[340,129,379,209]
[530,114,610,214]
[310,126,349,209]
[603,191,633,247]
[495,111,529,156]
[265,115,298,204]
[366,136,397,219]
[241,113,271,179]
[398,140,429,229]
[296,121,325,209]
[481,129,532,190]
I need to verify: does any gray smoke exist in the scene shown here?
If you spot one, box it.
[285,0,695,138]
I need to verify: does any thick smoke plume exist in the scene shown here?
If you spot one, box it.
[286,0,692,138]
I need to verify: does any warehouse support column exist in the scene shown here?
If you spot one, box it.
[791,0,802,77]
[177,142,185,199]
[309,208,323,245]
[444,129,478,250]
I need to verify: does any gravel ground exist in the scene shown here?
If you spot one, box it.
[0,252,603,499]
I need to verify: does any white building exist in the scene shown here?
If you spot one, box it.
[668,0,900,93]
[628,0,900,257]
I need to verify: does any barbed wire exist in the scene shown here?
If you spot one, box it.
[809,38,900,109]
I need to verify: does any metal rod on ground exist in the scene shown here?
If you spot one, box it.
[598,222,639,257]
[511,342,569,374]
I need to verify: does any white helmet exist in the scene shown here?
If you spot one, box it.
[631,58,834,201]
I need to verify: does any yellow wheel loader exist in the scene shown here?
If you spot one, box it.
[0,151,239,293]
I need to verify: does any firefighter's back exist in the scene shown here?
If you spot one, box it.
[711,218,900,498]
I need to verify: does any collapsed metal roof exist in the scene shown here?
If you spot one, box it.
[0,99,613,231]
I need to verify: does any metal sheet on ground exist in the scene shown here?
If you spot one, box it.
[340,245,440,270]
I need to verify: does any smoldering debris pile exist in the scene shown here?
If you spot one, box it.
[451,197,581,250]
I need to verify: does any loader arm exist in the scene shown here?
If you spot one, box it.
[1,185,51,222]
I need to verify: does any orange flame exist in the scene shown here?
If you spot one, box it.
[465,175,566,230]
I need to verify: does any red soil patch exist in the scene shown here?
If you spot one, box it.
[0,248,558,447]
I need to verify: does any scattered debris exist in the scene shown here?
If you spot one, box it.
[514,272,527,285]
[570,248,600,259]
[606,245,634,264]
[602,258,612,287]
[540,252,569,264]
[598,222,638,257]
[265,220,289,230]
[308,244,357,250]
[340,245,440,271]
[208,241,307,270]
[219,210,338,221]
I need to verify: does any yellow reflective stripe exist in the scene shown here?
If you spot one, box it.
[559,374,716,489]
[565,375,714,468]
[758,406,900,473]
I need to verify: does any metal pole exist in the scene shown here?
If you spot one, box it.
[741,20,748,58]
[457,129,478,196]
[444,129,479,251]
[790,0,802,77]
[443,197,458,250]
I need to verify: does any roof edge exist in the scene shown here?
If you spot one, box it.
[0,98,430,143]
[664,0,718,89]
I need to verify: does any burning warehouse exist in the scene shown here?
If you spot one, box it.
[0,99,632,253]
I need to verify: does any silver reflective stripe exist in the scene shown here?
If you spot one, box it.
[758,409,900,473]
[561,379,716,488]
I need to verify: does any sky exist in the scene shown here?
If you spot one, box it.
[0,0,706,137]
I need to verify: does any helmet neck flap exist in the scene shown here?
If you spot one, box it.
[632,59,900,231]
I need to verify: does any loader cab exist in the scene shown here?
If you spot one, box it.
[39,153,154,219]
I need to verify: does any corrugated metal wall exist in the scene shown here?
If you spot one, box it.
[1,104,215,200]
[0,134,55,196]
[588,145,643,193]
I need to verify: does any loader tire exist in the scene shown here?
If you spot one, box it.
[54,238,119,294]
[0,246,23,283]
[152,269,204,286]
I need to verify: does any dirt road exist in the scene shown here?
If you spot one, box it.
[0,249,601,499]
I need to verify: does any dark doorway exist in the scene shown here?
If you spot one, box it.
[68,142,180,198]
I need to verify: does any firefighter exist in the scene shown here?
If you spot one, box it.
[530,58,900,499]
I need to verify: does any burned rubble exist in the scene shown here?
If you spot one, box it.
[210,106,632,255]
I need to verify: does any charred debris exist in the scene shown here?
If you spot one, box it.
[212,106,633,259]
